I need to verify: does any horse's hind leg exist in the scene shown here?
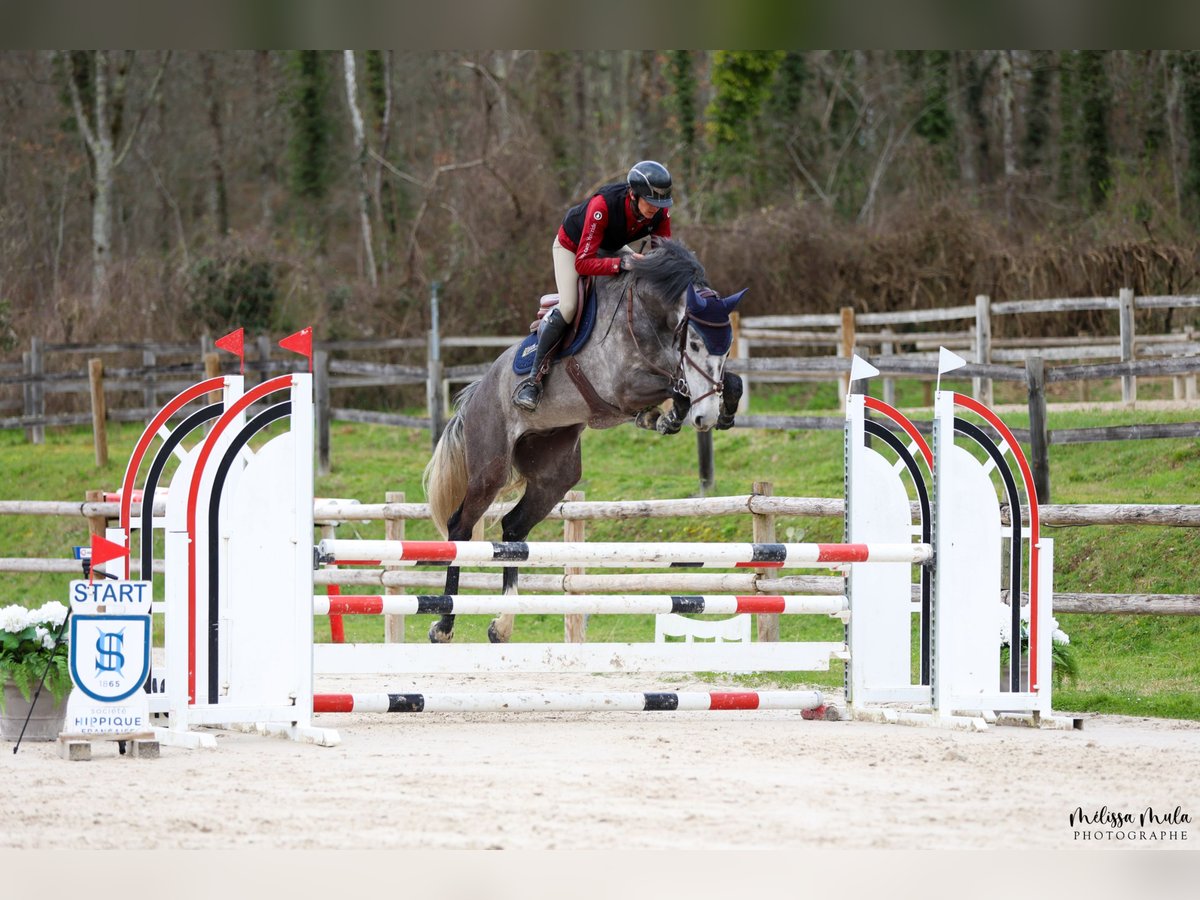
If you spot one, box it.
[488,426,585,643]
[429,457,512,643]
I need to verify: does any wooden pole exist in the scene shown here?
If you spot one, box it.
[1026,356,1051,503]
[752,481,779,642]
[974,294,993,406]
[1119,287,1136,404]
[563,490,587,642]
[88,358,107,468]
[315,349,331,476]
[838,307,856,410]
[384,491,406,643]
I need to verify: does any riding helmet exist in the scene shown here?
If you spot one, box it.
[627,160,673,208]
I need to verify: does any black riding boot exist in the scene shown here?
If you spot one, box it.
[513,308,570,411]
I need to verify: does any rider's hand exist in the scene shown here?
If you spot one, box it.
[619,253,643,272]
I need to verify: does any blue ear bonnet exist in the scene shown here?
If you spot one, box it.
[685,284,748,356]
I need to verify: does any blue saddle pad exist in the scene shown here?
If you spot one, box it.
[512,285,599,376]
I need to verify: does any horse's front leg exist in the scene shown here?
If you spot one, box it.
[716,372,742,430]
[655,391,691,435]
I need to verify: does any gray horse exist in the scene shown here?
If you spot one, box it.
[421,238,746,643]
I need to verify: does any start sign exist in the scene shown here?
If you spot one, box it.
[65,579,152,737]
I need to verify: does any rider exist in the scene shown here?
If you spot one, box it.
[512,160,674,411]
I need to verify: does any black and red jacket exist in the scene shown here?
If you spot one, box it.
[557,182,672,277]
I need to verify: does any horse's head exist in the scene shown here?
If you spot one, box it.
[678,283,747,431]
[627,239,747,433]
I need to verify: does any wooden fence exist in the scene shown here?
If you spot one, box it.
[3,289,1199,497]
[1,490,1197,630]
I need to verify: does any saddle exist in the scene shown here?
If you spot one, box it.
[512,276,600,376]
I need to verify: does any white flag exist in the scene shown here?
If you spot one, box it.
[938,347,967,375]
[849,355,880,382]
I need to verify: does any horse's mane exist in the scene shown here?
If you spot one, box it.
[628,239,708,304]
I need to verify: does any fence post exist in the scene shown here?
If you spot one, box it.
[1119,287,1136,404]
[752,481,779,643]
[1025,356,1051,503]
[696,431,714,496]
[385,491,406,643]
[315,349,331,476]
[203,352,221,406]
[974,294,993,407]
[880,326,896,407]
[730,311,748,413]
[563,490,587,642]
[142,347,157,413]
[427,281,445,449]
[256,333,272,385]
[84,489,108,539]
[26,336,44,445]
[838,307,856,410]
[88,358,108,468]
[724,312,744,415]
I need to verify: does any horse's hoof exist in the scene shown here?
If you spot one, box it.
[428,623,454,643]
[716,414,735,430]
[487,622,511,644]
[635,409,661,430]
[656,416,682,435]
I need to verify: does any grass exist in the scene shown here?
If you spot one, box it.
[1,374,1198,720]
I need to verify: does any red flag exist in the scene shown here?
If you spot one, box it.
[279,326,313,372]
[215,328,245,375]
[90,534,129,582]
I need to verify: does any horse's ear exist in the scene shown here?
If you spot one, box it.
[720,288,748,314]
[686,283,709,315]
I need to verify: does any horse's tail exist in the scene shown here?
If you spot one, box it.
[422,381,524,540]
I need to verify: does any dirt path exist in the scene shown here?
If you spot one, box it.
[4,672,1197,850]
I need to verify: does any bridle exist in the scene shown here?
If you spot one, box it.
[623,281,727,403]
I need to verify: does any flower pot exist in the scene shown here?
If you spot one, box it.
[1,681,68,742]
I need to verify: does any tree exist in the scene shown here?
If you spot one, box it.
[1021,51,1054,171]
[200,51,229,238]
[1180,51,1200,224]
[665,51,698,180]
[343,51,378,288]
[58,50,170,308]
[705,50,785,205]
[1078,51,1113,208]
[287,50,334,240]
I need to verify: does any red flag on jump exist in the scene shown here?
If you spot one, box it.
[279,326,313,373]
[215,328,245,375]
[90,534,129,582]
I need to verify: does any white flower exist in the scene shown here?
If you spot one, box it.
[0,604,31,633]
[998,602,1070,646]
[32,601,68,627]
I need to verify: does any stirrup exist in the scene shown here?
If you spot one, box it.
[512,378,543,411]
